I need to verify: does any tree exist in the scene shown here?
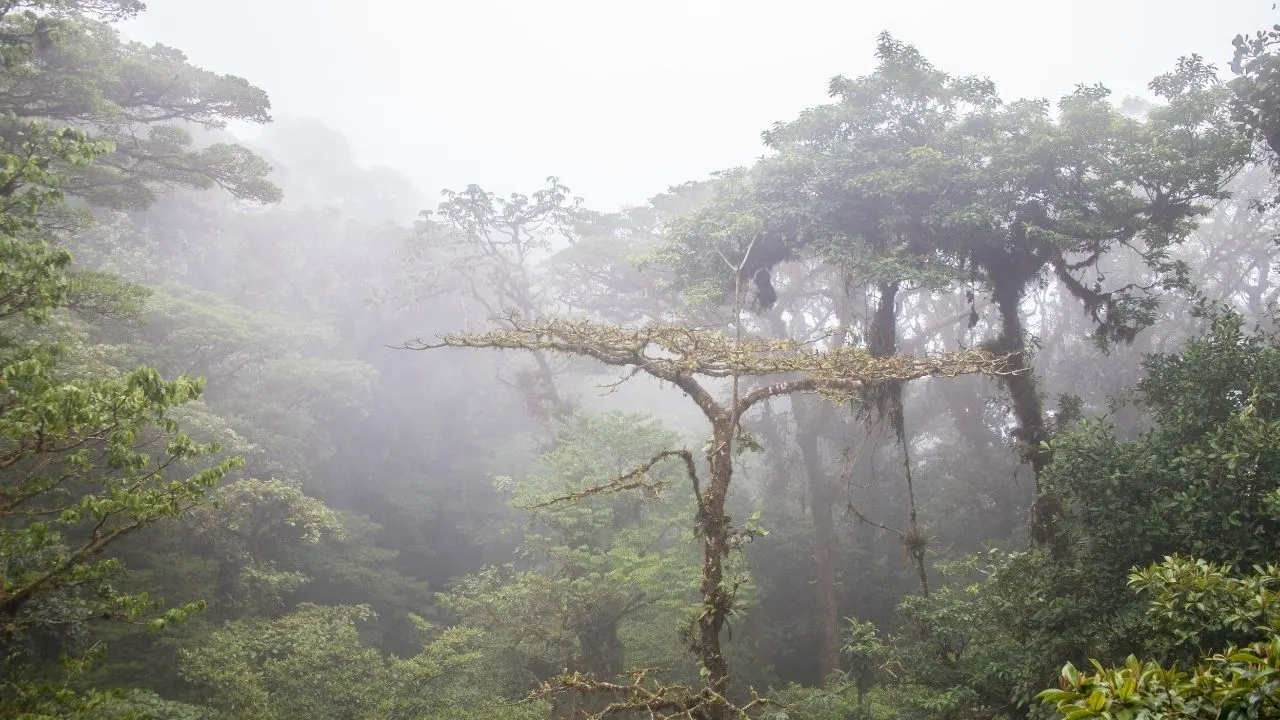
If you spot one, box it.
[667,33,1251,550]
[407,313,1002,718]
[186,478,345,618]
[649,37,995,677]
[442,411,701,717]
[847,307,1280,719]
[0,111,235,720]
[0,3,280,211]
[409,178,583,422]
[1231,21,1280,171]
[1179,165,1280,327]
[547,180,718,324]
[0,3,277,713]
[179,603,528,720]
[100,283,377,488]
[1033,309,1280,666]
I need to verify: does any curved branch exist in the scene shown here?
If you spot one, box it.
[520,449,703,516]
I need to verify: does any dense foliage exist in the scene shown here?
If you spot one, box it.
[2,3,1280,719]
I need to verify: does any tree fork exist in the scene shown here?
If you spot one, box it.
[403,314,1006,718]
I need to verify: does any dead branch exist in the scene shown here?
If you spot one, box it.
[528,668,772,720]
[518,449,701,512]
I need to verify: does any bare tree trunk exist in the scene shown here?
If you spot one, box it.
[794,399,840,682]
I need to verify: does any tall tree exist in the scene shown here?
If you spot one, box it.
[0,1,279,210]
[671,34,1250,548]
[410,178,582,422]
[0,1,286,713]
[408,313,1000,718]
[0,77,235,720]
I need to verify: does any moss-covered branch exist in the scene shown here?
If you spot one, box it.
[404,313,1004,392]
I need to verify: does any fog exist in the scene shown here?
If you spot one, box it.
[5,2,1280,719]
[122,0,1273,209]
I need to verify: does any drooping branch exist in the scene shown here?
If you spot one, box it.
[1050,254,1165,345]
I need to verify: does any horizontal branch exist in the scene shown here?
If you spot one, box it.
[401,313,1010,393]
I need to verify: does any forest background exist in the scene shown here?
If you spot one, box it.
[5,2,1280,720]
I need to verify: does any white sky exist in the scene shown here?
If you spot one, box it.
[122,0,1276,211]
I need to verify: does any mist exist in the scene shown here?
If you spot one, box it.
[122,0,1274,209]
[3,2,1280,720]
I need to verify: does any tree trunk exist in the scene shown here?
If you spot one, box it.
[866,281,930,596]
[577,616,625,715]
[692,415,736,719]
[990,276,1047,475]
[988,270,1064,553]
[794,399,840,683]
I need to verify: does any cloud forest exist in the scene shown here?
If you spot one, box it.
[3,3,1280,720]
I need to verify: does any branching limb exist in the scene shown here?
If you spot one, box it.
[528,668,773,719]
[519,449,706,519]
[402,314,1008,400]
